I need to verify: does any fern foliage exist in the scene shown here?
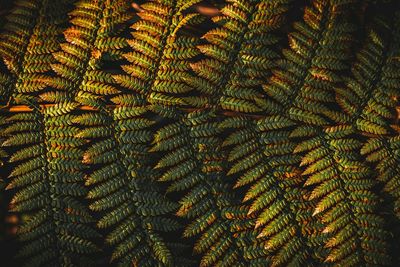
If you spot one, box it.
[339,13,400,219]
[49,0,132,104]
[2,103,98,266]
[152,109,251,266]
[114,0,203,107]
[76,102,183,266]
[299,125,390,265]
[0,0,399,266]
[221,115,318,266]
[262,0,358,123]
[0,0,71,102]
[190,0,293,112]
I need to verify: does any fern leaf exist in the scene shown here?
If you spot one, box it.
[361,136,400,218]
[262,0,358,124]
[2,103,98,266]
[300,125,391,265]
[336,15,398,133]
[223,116,317,266]
[0,0,71,102]
[190,0,293,111]
[50,0,132,104]
[114,0,202,107]
[153,109,251,266]
[81,102,181,265]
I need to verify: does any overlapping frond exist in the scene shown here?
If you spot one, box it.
[2,102,98,266]
[262,0,358,124]
[113,0,203,107]
[361,136,400,218]
[152,109,249,266]
[255,4,392,264]
[336,12,400,220]
[0,0,71,103]
[221,116,320,266]
[297,124,390,265]
[76,98,185,265]
[336,15,396,133]
[0,0,399,266]
[189,0,292,112]
[50,0,194,264]
[50,0,132,104]
[223,0,362,265]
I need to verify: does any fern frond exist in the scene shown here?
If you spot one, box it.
[0,1,399,265]
[361,136,400,218]
[336,14,398,134]
[262,0,358,124]
[0,0,71,102]
[335,9,400,223]
[50,0,132,104]
[190,0,293,112]
[2,103,98,266]
[299,125,391,265]
[114,0,202,106]
[153,109,251,266]
[221,2,362,264]
[222,116,319,266]
[80,102,181,265]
